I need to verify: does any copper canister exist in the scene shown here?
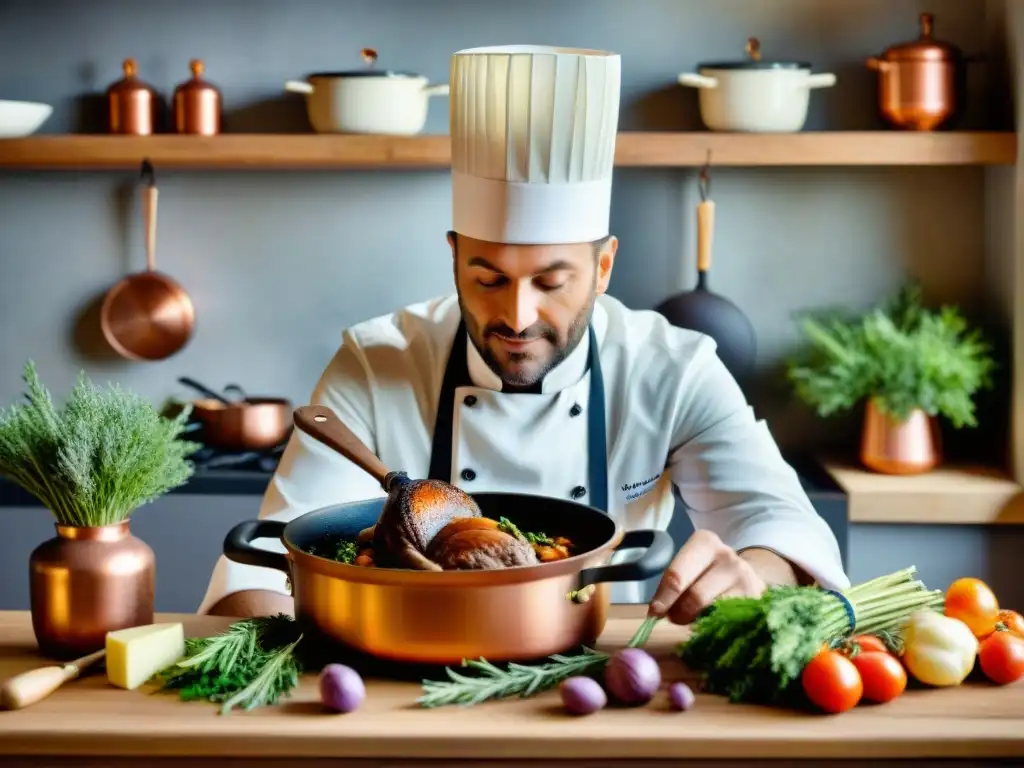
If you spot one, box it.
[865,13,966,131]
[28,522,155,660]
[173,59,222,135]
[107,58,160,135]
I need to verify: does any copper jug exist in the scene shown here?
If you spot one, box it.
[173,59,222,135]
[865,13,970,131]
[107,58,160,135]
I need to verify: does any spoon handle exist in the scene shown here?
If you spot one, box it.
[293,405,391,488]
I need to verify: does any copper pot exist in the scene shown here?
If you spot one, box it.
[106,58,160,135]
[223,494,673,665]
[860,398,941,475]
[173,59,222,136]
[29,522,155,660]
[865,13,977,131]
[100,161,196,362]
[179,377,293,451]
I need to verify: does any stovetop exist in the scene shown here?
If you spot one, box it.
[188,441,286,474]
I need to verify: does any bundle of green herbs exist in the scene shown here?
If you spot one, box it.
[0,360,199,527]
[786,283,996,427]
[676,567,944,706]
[156,614,303,714]
[417,615,660,708]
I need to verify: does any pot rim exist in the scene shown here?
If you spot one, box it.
[307,71,427,81]
[696,60,812,71]
[191,397,292,411]
[282,495,627,588]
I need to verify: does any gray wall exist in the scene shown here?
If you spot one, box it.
[1,0,1022,612]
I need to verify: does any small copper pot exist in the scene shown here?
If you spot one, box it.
[173,59,222,136]
[106,58,161,135]
[860,398,941,475]
[29,522,155,660]
[865,12,977,131]
[179,378,292,451]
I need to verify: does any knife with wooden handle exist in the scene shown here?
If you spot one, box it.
[0,649,106,710]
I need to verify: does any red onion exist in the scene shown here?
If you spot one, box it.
[319,663,366,713]
[603,648,661,706]
[560,676,607,715]
[668,681,695,711]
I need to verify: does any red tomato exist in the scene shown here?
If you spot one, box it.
[945,577,1000,638]
[978,631,1024,686]
[850,651,907,703]
[997,610,1024,639]
[801,650,863,714]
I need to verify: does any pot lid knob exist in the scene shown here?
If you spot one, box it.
[745,36,762,62]
[106,57,157,96]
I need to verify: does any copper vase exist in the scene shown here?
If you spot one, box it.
[860,398,940,475]
[29,522,155,660]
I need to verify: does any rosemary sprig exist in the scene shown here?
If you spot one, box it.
[417,615,661,708]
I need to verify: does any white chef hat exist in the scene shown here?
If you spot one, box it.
[449,45,622,245]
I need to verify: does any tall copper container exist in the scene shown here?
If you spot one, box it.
[29,522,155,660]
[860,398,941,475]
[107,58,160,135]
[173,59,222,135]
[865,13,967,131]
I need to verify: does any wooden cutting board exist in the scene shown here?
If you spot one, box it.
[0,608,1021,765]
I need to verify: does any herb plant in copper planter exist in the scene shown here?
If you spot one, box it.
[786,285,996,475]
[0,361,199,659]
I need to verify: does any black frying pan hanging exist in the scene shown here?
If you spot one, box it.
[654,163,756,384]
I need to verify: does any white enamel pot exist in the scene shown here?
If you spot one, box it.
[285,71,449,135]
[678,60,836,133]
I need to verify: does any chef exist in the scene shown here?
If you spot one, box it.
[199,44,849,622]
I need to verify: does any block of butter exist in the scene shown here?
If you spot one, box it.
[105,623,186,690]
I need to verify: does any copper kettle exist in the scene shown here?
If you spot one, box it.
[865,12,978,131]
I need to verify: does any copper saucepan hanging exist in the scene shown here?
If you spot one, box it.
[100,160,195,361]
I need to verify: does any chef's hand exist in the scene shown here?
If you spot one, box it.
[647,530,795,625]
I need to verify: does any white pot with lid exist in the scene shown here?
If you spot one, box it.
[285,48,449,135]
[677,37,836,133]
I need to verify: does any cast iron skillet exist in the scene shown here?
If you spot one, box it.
[224,492,673,591]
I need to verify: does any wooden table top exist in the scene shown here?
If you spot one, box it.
[0,607,1021,764]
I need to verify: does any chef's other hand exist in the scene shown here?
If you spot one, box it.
[647,529,768,626]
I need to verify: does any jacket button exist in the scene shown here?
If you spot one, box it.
[571,485,586,499]
[461,468,476,482]
[464,395,477,407]
[569,403,582,417]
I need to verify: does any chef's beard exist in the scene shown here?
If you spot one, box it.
[460,293,595,390]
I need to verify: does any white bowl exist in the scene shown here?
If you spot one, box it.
[0,100,53,137]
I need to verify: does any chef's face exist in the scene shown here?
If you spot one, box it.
[449,232,618,388]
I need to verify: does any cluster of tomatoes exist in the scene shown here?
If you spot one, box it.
[800,577,1024,715]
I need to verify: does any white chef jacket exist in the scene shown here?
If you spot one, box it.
[198,293,849,613]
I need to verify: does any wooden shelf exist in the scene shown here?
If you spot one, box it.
[821,459,1024,525]
[0,131,1015,171]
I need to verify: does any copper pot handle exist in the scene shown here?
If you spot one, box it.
[574,529,674,590]
[224,520,289,571]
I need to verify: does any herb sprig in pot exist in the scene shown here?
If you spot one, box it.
[0,361,200,657]
[786,284,995,474]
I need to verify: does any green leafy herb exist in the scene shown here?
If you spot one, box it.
[307,538,359,564]
[156,614,303,714]
[498,516,553,546]
[786,283,996,426]
[0,360,200,527]
[417,615,661,708]
[677,567,943,705]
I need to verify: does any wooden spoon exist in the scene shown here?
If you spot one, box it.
[0,649,106,710]
[292,405,482,569]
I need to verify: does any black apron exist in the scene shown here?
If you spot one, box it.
[427,320,609,512]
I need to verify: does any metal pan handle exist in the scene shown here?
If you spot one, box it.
[574,529,674,590]
[223,520,290,572]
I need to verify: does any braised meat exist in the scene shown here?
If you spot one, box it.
[369,479,483,570]
[427,525,539,570]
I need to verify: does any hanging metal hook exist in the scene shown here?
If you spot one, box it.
[698,149,712,201]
